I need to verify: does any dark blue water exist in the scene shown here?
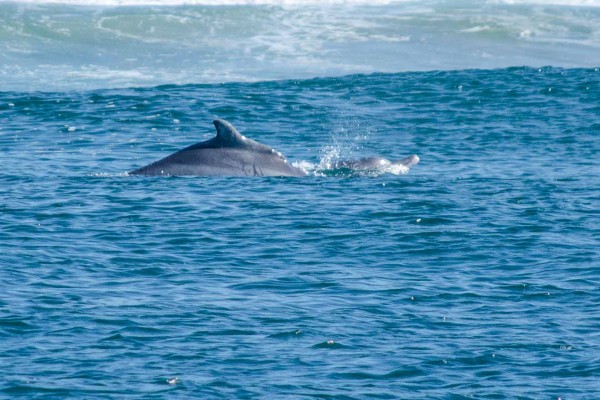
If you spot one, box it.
[1,67,599,398]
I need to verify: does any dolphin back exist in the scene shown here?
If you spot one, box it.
[130,119,307,177]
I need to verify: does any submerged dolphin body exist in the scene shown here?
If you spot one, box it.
[130,119,419,177]
[330,155,420,170]
[130,119,307,177]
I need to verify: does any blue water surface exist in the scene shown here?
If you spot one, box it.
[1,67,599,399]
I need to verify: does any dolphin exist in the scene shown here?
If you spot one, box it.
[330,155,419,170]
[129,119,307,177]
[130,119,419,177]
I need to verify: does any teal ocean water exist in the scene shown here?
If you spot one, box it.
[1,1,600,399]
[2,0,600,91]
[2,67,599,399]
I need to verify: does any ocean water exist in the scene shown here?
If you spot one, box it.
[2,0,600,91]
[1,0,600,399]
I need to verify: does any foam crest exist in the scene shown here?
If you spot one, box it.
[15,0,408,5]
[1,0,599,91]
[490,0,600,6]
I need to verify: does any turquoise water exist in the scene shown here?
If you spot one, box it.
[2,0,600,91]
[1,67,599,398]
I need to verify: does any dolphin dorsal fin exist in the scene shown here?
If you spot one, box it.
[213,119,246,146]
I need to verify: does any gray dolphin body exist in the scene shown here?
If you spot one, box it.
[130,119,419,177]
[130,119,307,177]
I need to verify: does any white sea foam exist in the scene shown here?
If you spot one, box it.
[1,0,599,91]
[491,0,600,6]
[11,0,410,5]
[13,0,600,5]
[9,0,600,4]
